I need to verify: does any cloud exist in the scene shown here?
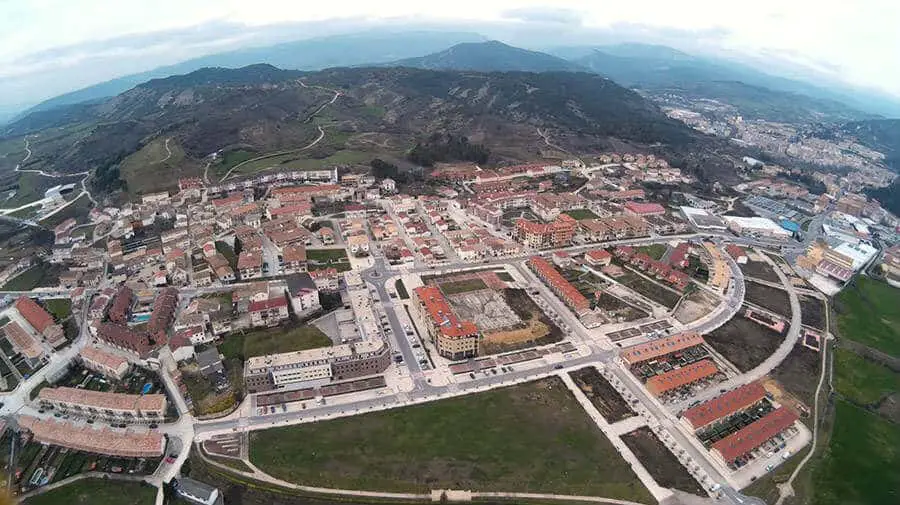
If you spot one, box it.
[501,7,584,25]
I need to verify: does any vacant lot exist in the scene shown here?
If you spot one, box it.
[618,271,681,309]
[799,295,827,330]
[706,313,785,372]
[635,244,667,260]
[739,259,780,283]
[250,378,653,502]
[439,278,488,295]
[810,400,900,505]
[480,289,562,354]
[834,277,900,356]
[1,262,63,291]
[220,324,331,361]
[565,209,599,220]
[621,427,706,496]
[767,342,820,411]
[570,367,635,423]
[744,281,791,318]
[42,298,71,320]
[23,478,157,505]
[307,248,351,272]
[834,347,900,406]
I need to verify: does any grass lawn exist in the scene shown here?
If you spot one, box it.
[834,277,900,356]
[1,263,62,291]
[220,324,332,361]
[810,400,900,505]
[23,478,157,505]
[565,209,599,220]
[306,248,349,262]
[438,278,488,295]
[42,298,72,320]
[833,347,900,405]
[250,378,653,501]
[496,271,515,282]
[215,240,238,270]
[635,244,667,261]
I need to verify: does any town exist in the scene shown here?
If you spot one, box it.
[0,146,897,505]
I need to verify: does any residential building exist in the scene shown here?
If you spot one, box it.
[645,359,719,397]
[585,249,612,267]
[175,478,222,505]
[710,407,799,468]
[515,214,577,249]
[3,322,44,365]
[14,296,65,347]
[107,286,134,323]
[285,273,320,315]
[96,322,157,358]
[37,387,167,422]
[681,381,767,431]
[527,256,590,315]
[237,251,263,280]
[412,285,480,361]
[243,339,390,392]
[624,201,666,216]
[17,416,165,458]
[79,347,131,380]
[248,296,289,327]
[620,332,705,366]
[148,287,178,341]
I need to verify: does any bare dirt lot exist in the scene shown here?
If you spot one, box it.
[740,259,780,283]
[765,342,820,424]
[617,271,682,309]
[570,367,636,423]
[449,289,521,332]
[705,312,786,372]
[479,289,563,355]
[800,295,827,330]
[620,426,706,496]
[744,281,791,318]
[595,290,649,323]
[674,290,718,324]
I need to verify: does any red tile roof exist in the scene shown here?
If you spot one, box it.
[683,381,767,430]
[413,285,479,339]
[248,297,288,312]
[711,407,799,464]
[14,296,55,333]
[620,332,705,365]
[528,256,590,312]
[645,359,718,396]
[624,201,666,215]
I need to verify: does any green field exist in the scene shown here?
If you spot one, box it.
[439,278,488,295]
[250,378,653,502]
[230,148,369,178]
[810,400,900,505]
[835,277,900,356]
[1,263,62,291]
[834,347,900,405]
[42,298,72,320]
[564,209,600,220]
[215,240,238,270]
[307,248,350,272]
[635,244,667,261]
[5,172,84,207]
[220,324,332,361]
[119,137,202,196]
[395,279,409,299]
[23,478,157,505]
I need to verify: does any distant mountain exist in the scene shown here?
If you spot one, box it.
[8,64,748,192]
[841,119,900,171]
[389,41,587,73]
[557,44,873,123]
[17,31,486,119]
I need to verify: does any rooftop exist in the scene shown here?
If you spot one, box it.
[683,381,767,430]
[38,386,166,412]
[711,407,799,463]
[18,415,164,458]
[620,332,705,365]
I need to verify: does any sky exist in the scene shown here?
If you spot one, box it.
[1,0,899,113]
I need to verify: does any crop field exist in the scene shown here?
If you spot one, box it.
[834,277,900,356]
[250,378,654,501]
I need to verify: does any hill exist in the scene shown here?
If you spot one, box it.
[841,119,900,167]
[16,31,485,119]
[567,46,873,123]
[4,64,747,196]
[389,41,587,73]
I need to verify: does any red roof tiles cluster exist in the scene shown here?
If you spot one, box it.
[148,287,178,339]
[620,332,705,365]
[527,256,590,312]
[18,415,165,458]
[645,359,718,396]
[14,296,55,333]
[107,286,133,324]
[413,285,479,339]
[624,201,666,215]
[683,381,767,430]
[712,407,799,465]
